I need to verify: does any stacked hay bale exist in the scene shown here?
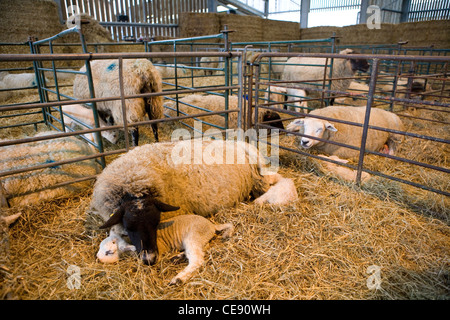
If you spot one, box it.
[0,0,64,43]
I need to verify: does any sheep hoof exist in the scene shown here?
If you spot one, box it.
[170,252,187,264]
[169,277,184,286]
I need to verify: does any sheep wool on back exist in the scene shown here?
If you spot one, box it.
[73,58,163,126]
[305,106,404,158]
[0,133,101,207]
[91,140,272,222]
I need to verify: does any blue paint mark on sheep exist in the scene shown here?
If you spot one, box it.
[106,63,117,72]
[45,159,60,169]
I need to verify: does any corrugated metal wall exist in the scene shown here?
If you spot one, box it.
[408,0,450,22]
[59,0,208,40]
[310,0,361,11]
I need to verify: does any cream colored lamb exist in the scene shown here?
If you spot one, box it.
[98,212,233,285]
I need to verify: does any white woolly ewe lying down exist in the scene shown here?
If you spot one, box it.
[155,64,189,78]
[92,140,297,266]
[61,104,118,144]
[281,49,370,101]
[73,58,163,146]
[0,132,101,207]
[44,69,77,81]
[286,106,404,159]
[98,214,233,285]
[0,72,41,89]
[199,57,220,76]
[334,81,370,106]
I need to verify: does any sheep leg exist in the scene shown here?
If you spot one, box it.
[131,128,139,146]
[151,123,159,142]
[169,241,205,285]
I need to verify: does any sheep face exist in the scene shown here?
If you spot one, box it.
[349,58,370,73]
[341,48,370,73]
[287,118,337,149]
[100,193,179,265]
[262,111,285,130]
[97,236,120,263]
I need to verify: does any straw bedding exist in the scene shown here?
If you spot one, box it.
[0,76,449,300]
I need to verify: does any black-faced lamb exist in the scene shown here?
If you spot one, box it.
[281,49,370,105]
[98,193,233,285]
[286,106,404,159]
[73,58,163,146]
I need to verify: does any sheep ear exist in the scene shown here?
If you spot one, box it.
[325,122,338,132]
[154,200,180,212]
[99,208,125,229]
[286,119,304,131]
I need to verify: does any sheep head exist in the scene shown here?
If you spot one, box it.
[340,48,370,73]
[100,193,180,265]
[287,118,337,149]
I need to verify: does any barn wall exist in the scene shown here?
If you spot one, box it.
[0,0,64,43]
[300,20,450,48]
[179,13,301,42]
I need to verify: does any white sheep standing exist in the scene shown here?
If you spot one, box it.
[61,104,118,144]
[263,86,308,112]
[0,132,102,207]
[281,49,370,103]
[98,214,233,285]
[286,106,404,159]
[73,58,164,146]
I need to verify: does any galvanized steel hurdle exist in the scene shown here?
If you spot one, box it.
[249,51,450,197]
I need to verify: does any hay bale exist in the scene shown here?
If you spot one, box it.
[179,12,221,40]
[0,0,64,43]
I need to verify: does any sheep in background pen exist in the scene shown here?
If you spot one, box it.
[334,81,370,106]
[0,72,49,90]
[92,140,298,265]
[0,132,102,207]
[263,86,309,112]
[61,104,118,144]
[164,94,285,130]
[155,64,190,79]
[286,105,404,159]
[199,57,220,76]
[73,58,163,146]
[281,49,370,105]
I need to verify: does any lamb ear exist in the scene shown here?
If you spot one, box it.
[99,208,125,229]
[324,122,338,132]
[154,200,180,212]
